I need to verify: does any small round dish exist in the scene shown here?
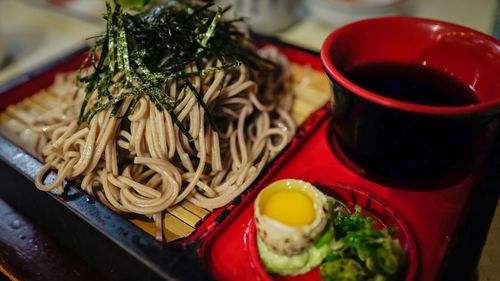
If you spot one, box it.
[246,181,418,281]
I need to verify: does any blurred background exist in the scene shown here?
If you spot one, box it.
[0,0,498,280]
[1,0,498,87]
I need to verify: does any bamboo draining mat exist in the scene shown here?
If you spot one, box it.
[0,63,331,242]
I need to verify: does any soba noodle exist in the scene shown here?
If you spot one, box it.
[33,46,295,240]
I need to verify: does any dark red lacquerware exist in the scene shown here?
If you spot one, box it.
[202,102,491,281]
[321,17,500,116]
[320,17,500,182]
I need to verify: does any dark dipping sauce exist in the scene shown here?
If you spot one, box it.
[344,62,478,106]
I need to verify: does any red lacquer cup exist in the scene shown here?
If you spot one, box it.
[320,17,500,183]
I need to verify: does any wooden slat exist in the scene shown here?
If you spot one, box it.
[22,99,52,114]
[291,63,331,93]
[181,201,210,218]
[167,205,201,228]
[30,91,60,109]
[0,114,26,135]
[130,219,157,237]
[290,63,331,124]
[0,115,39,158]
[5,107,36,125]
[294,86,330,107]
[163,213,194,242]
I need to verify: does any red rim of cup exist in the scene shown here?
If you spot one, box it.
[320,16,500,117]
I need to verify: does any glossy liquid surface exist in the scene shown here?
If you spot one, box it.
[344,62,478,106]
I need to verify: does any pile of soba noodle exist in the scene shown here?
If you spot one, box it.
[33,2,295,240]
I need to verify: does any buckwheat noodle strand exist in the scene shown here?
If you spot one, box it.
[34,47,295,241]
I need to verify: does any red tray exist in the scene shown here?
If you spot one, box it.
[208,178,419,281]
[194,40,495,280]
[200,102,490,280]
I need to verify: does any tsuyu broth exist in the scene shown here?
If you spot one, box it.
[344,62,478,106]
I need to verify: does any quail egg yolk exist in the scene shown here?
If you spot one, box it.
[262,189,315,226]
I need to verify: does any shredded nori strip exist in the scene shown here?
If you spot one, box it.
[77,0,276,140]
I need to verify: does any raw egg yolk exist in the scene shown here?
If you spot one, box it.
[262,190,315,226]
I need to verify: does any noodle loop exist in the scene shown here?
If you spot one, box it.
[34,46,295,240]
